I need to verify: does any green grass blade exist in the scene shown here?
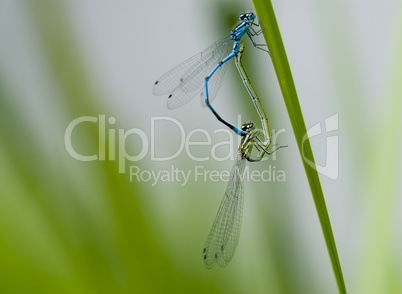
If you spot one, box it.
[251,1,347,293]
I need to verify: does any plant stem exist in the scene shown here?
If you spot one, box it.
[251,1,347,293]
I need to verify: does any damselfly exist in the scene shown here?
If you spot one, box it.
[235,42,271,160]
[153,12,267,136]
[203,122,284,268]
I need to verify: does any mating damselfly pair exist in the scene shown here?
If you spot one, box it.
[153,12,285,268]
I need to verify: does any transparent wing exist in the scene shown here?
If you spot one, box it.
[203,155,246,268]
[152,36,233,109]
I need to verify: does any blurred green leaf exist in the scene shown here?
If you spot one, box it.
[0,1,220,293]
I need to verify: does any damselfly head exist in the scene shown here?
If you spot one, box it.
[239,12,255,22]
[240,122,255,132]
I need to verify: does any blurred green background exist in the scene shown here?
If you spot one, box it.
[0,0,401,293]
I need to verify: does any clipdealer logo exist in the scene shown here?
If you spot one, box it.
[302,114,339,180]
[64,115,287,185]
[64,114,339,185]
